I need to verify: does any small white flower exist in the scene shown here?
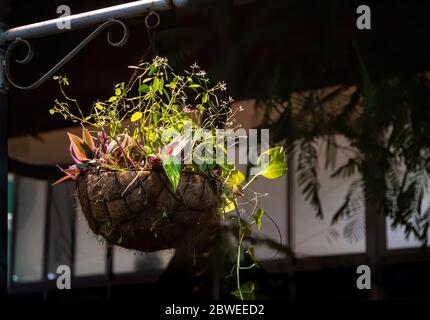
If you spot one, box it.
[197,70,206,76]
[219,81,227,91]
[191,63,200,69]
[153,56,168,67]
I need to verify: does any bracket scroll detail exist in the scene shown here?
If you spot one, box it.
[4,19,129,91]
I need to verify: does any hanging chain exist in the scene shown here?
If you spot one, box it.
[126,10,160,90]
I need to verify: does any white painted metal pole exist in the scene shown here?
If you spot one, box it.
[0,0,188,43]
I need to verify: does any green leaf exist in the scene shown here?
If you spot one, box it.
[202,92,209,103]
[199,163,208,172]
[225,168,245,188]
[163,88,170,99]
[241,281,255,293]
[167,81,176,89]
[131,112,143,122]
[255,146,287,179]
[189,84,201,88]
[253,208,264,231]
[245,248,259,267]
[239,221,252,240]
[159,77,164,93]
[115,88,122,96]
[108,96,117,103]
[138,84,150,93]
[231,281,256,300]
[162,156,181,192]
[148,66,157,76]
[223,197,237,213]
[153,77,159,92]
[95,103,104,111]
[49,109,55,115]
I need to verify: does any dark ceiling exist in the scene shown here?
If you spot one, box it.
[4,0,430,136]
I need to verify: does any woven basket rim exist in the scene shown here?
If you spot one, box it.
[82,167,221,178]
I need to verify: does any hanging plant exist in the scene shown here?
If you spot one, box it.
[50,56,287,299]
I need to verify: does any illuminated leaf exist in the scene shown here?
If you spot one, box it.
[82,127,96,151]
[159,77,164,93]
[63,167,80,176]
[131,112,143,122]
[52,175,73,186]
[225,168,245,188]
[223,197,237,213]
[67,133,89,161]
[255,146,287,179]
[162,156,181,192]
[253,208,264,231]
[52,166,80,186]
[95,103,104,111]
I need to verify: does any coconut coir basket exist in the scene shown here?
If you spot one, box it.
[76,168,222,252]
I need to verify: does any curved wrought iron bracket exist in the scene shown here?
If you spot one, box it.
[4,19,129,91]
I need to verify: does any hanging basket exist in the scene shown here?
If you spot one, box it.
[76,169,222,252]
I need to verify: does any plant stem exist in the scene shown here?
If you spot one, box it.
[243,174,259,190]
[234,202,244,300]
[236,237,243,300]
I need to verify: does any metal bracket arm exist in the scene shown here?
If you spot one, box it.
[5,19,128,91]
[0,0,188,91]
